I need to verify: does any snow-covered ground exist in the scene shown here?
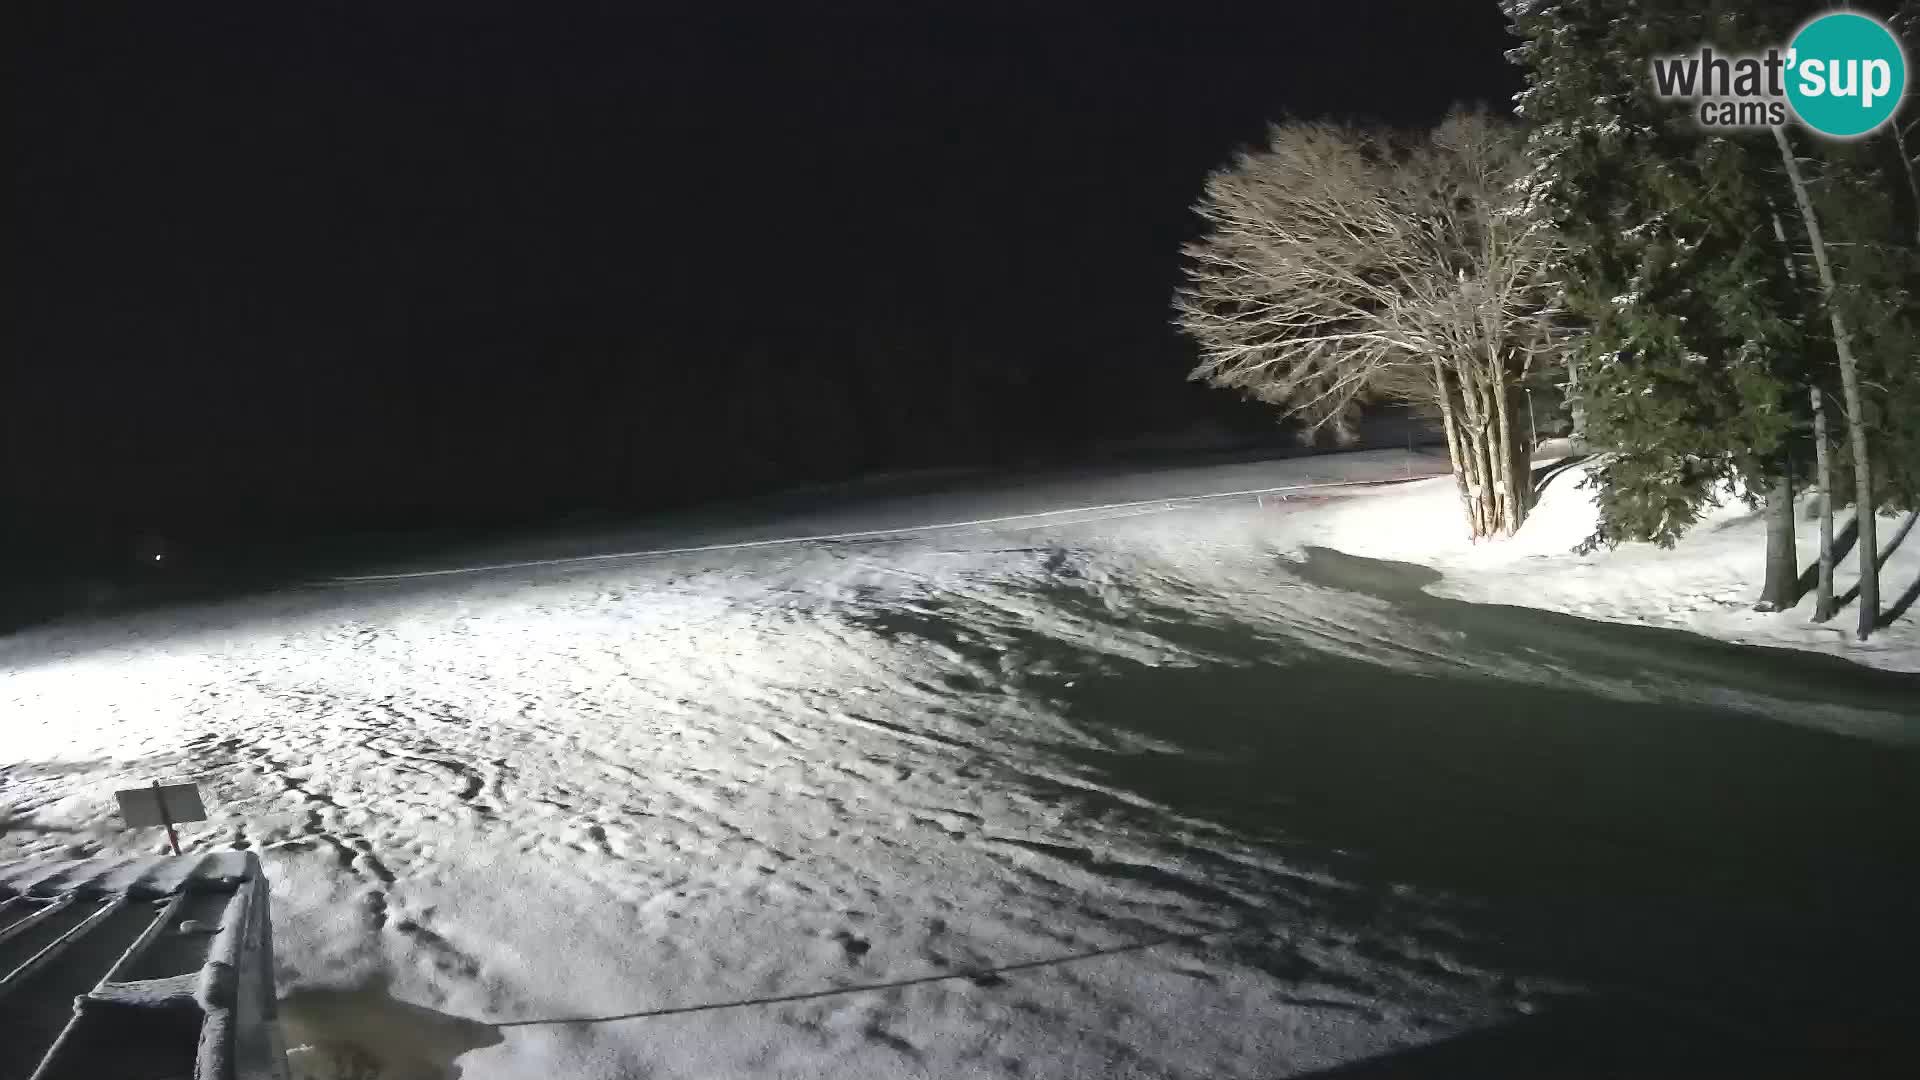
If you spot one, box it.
[1307,456,1920,673]
[3,450,1917,1078]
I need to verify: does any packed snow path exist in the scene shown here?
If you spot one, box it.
[4,450,1918,1078]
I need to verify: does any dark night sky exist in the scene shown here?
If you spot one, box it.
[8,1,1518,557]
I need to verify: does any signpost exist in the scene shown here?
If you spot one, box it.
[114,781,207,855]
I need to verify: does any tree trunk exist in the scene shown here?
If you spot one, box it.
[1462,423,1494,540]
[1453,360,1494,540]
[1433,362,1478,538]
[1477,431,1498,538]
[1894,115,1920,248]
[1774,124,1878,639]
[1460,426,1484,538]
[1756,473,1800,611]
[1811,385,1837,622]
[1770,208,1834,622]
[1564,352,1586,448]
[1475,385,1503,536]
[1510,391,1534,527]
[1491,375,1520,535]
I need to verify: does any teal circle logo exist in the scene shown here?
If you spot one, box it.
[1786,12,1907,137]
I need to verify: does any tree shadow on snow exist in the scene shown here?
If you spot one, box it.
[1881,565,1920,630]
[1286,545,1920,713]
[854,552,1920,1076]
[1794,509,1919,624]
[1832,510,1918,606]
[1529,454,1590,497]
[1795,512,1859,598]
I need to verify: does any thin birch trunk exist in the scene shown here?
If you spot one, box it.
[1455,367,1494,539]
[1467,428,1494,538]
[1491,376,1520,535]
[1564,352,1586,447]
[1811,386,1837,621]
[1433,360,1477,537]
[1770,207,1838,622]
[1461,422,1489,539]
[1774,124,1879,639]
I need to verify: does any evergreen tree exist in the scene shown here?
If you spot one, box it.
[1509,0,1920,633]
[1791,112,1920,632]
[1810,123,1920,513]
[1504,1,1813,607]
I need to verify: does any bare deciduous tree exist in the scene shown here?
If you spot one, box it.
[1175,111,1557,539]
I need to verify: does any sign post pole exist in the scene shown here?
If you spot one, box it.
[153,780,180,855]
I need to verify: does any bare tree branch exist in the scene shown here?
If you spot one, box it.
[1175,111,1560,538]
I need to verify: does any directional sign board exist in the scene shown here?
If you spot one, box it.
[115,782,207,828]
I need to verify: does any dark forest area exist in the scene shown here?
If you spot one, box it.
[7,2,1515,576]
